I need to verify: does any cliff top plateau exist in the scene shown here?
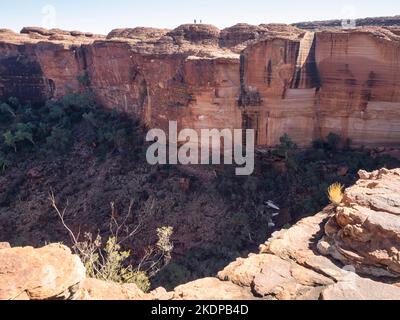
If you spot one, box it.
[0,23,307,57]
[2,21,400,60]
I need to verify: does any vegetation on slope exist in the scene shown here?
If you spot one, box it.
[0,94,399,290]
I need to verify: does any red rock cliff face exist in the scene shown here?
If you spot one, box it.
[83,40,241,134]
[0,28,95,103]
[1,25,400,148]
[239,31,320,146]
[316,29,400,146]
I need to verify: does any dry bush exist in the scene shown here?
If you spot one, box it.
[49,191,173,292]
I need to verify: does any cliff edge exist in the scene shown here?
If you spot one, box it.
[2,168,400,300]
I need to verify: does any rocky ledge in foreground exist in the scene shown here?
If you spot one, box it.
[1,168,400,300]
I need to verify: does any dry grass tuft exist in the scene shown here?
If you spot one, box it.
[328,183,344,206]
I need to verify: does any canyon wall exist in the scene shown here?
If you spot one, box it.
[1,25,400,147]
[316,29,400,146]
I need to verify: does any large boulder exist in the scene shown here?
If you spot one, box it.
[0,244,86,300]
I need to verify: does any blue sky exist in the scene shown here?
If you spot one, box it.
[1,0,399,34]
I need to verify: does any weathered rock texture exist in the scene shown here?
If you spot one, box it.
[319,168,400,278]
[2,168,400,300]
[0,243,147,300]
[0,244,86,300]
[1,24,400,147]
[78,278,147,300]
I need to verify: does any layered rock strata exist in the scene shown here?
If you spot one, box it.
[1,25,400,148]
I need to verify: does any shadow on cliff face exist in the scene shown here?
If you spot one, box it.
[0,48,52,105]
[0,94,399,290]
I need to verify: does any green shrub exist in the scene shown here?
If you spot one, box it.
[3,123,35,152]
[0,93,144,169]
[312,139,325,150]
[46,127,72,152]
[3,131,17,151]
[276,133,298,158]
[7,97,20,108]
[129,271,151,293]
[0,152,11,171]
[0,102,16,122]
[327,133,341,152]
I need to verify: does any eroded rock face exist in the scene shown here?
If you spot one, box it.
[219,24,303,52]
[319,168,400,278]
[315,29,400,147]
[1,25,400,148]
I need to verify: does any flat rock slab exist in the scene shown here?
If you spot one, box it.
[78,278,147,300]
[172,278,256,300]
[321,276,400,300]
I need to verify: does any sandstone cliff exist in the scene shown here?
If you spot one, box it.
[2,168,400,300]
[1,24,400,148]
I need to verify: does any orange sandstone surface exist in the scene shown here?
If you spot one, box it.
[1,24,400,147]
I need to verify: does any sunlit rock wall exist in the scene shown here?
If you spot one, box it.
[1,26,400,148]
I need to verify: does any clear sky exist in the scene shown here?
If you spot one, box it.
[1,0,400,35]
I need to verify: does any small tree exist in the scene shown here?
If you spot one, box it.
[276,134,297,158]
[275,134,298,169]
[3,124,35,152]
[14,123,35,146]
[46,127,72,152]
[0,102,16,119]
[326,133,341,152]
[3,131,17,152]
[0,152,11,171]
